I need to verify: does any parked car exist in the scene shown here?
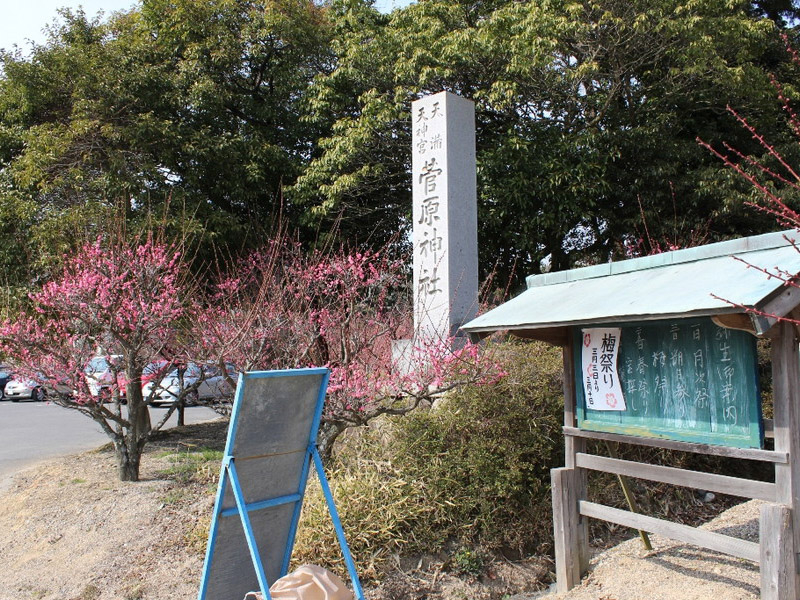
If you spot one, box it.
[142,359,173,386]
[142,362,237,407]
[84,355,127,400]
[4,375,47,402]
[0,366,12,400]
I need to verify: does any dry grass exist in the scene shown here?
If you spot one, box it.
[293,458,440,581]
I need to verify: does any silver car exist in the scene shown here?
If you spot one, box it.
[142,362,237,407]
[4,377,46,402]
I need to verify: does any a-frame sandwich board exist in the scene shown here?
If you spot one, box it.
[197,368,364,600]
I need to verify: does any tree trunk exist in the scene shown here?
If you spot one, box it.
[177,401,185,427]
[117,362,151,482]
[317,421,347,463]
[115,439,143,482]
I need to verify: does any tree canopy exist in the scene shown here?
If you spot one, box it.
[294,0,800,280]
[0,0,335,277]
[1,0,798,286]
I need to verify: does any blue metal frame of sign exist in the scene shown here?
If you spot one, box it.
[197,368,365,600]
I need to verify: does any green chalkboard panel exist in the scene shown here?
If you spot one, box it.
[574,317,763,449]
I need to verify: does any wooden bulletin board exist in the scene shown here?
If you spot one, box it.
[574,317,763,449]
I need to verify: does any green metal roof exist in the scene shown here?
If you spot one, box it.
[463,229,800,337]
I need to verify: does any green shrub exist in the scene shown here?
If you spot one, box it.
[292,457,439,581]
[292,338,748,580]
[451,547,486,577]
[393,340,564,555]
[293,340,565,575]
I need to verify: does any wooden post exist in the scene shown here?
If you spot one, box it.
[563,335,582,470]
[556,333,589,588]
[552,467,584,593]
[769,320,800,598]
[761,503,795,600]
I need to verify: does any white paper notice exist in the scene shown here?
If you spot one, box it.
[581,328,626,411]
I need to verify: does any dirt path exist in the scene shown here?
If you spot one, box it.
[0,421,764,600]
[0,426,220,600]
[0,439,549,600]
[535,501,762,600]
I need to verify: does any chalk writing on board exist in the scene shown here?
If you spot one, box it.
[575,317,762,449]
[581,327,626,411]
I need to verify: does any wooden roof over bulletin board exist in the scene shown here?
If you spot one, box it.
[462,230,800,449]
[463,229,800,342]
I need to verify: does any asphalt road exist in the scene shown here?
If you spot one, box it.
[0,399,220,491]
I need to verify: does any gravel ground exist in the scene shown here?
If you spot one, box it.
[0,422,551,600]
[0,424,221,600]
[533,500,762,600]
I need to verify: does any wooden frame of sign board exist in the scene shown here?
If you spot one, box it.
[460,231,800,600]
[545,319,796,600]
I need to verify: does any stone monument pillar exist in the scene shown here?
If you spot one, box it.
[411,91,479,343]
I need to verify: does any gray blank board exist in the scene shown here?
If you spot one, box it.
[203,372,325,600]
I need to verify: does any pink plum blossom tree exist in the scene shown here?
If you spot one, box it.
[0,230,502,478]
[0,236,190,481]
[697,36,800,322]
[196,236,503,459]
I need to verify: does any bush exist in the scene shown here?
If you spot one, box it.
[292,340,565,577]
[292,457,441,581]
[393,340,564,555]
[292,338,761,580]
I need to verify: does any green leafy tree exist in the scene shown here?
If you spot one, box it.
[135,0,334,222]
[2,0,797,288]
[0,1,335,281]
[294,0,798,282]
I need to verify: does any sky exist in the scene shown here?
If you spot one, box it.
[0,0,136,52]
[0,0,406,53]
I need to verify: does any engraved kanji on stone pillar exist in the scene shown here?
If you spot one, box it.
[411,91,478,343]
